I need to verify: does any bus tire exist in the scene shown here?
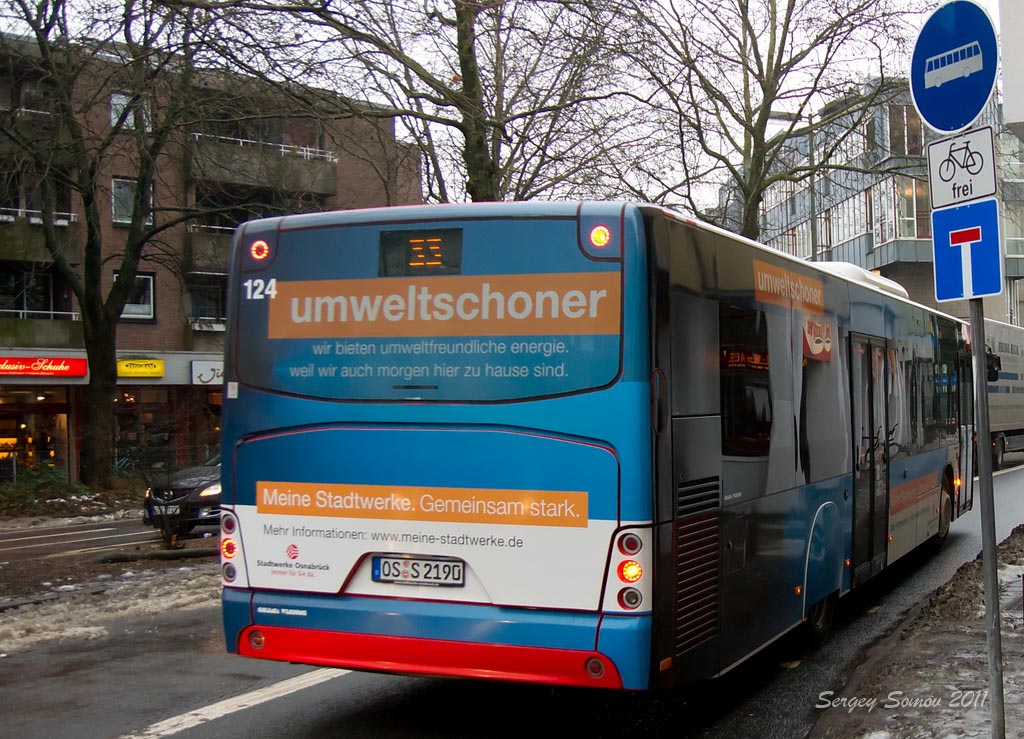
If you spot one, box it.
[993,435,1005,471]
[932,477,953,551]
[800,592,836,652]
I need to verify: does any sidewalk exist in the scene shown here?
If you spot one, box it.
[810,524,1024,738]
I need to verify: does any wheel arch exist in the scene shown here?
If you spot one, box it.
[802,501,843,616]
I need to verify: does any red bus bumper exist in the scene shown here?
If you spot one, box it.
[237,625,624,689]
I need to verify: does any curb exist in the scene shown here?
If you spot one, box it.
[93,548,218,563]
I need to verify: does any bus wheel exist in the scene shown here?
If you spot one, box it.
[800,593,836,652]
[932,477,953,551]
[993,436,1005,471]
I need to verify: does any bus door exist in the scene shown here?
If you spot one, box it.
[850,334,889,586]
[958,354,975,515]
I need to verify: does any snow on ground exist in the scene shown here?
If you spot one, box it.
[0,562,220,655]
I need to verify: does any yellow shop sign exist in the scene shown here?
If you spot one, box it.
[117,359,165,378]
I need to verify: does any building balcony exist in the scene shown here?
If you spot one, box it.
[0,311,84,349]
[188,133,338,196]
[187,225,232,272]
[0,211,80,263]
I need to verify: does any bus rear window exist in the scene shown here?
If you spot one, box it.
[232,218,622,401]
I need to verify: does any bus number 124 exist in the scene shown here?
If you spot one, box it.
[243,279,278,300]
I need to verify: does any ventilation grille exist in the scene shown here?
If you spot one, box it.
[674,476,721,657]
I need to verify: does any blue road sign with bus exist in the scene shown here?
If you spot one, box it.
[910,1,998,134]
[932,197,1002,302]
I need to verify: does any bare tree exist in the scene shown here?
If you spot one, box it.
[0,0,218,485]
[0,0,409,486]
[617,0,929,241]
[173,0,639,202]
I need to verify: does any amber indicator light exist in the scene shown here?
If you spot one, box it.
[590,225,612,248]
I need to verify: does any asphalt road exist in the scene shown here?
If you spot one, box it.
[0,516,159,560]
[3,459,1024,739]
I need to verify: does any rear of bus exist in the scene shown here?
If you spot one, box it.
[220,202,655,689]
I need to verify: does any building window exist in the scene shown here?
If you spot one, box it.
[896,175,930,239]
[189,275,228,325]
[1005,201,1024,258]
[112,178,153,225]
[0,170,73,224]
[117,272,155,320]
[0,265,53,318]
[110,93,150,132]
[906,107,923,156]
[872,179,895,245]
[1001,132,1024,182]
[888,105,924,157]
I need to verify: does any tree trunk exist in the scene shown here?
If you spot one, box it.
[455,1,498,202]
[79,319,117,489]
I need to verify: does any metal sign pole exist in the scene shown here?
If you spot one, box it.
[968,298,1005,738]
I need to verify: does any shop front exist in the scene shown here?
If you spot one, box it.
[113,353,223,473]
[0,355,86,482]
[0,351,223,484]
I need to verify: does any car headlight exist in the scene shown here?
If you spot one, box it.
[199,483,221,497]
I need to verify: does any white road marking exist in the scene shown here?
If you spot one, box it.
[0,530,156,554]
[39,537,170,558]
[0,527,116,543]
[121,668,348,738]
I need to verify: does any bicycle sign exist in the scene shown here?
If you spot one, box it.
[938,141,983,182]
[927,126,995,210]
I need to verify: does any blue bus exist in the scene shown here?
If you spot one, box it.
[219,202,974,689]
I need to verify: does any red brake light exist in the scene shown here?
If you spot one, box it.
[250,240,270,260]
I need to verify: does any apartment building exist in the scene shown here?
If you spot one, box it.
[760,85,1023,322]
[0,42,421,482]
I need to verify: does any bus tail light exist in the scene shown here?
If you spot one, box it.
[220,506,250,588]
[618,587,643,610]
[617,532,643,555]
[603,527,652,613]
[617,559,643,583]
[250,240,271,261]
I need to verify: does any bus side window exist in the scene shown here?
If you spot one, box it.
[720,304,772,459]
[798,314,850,483]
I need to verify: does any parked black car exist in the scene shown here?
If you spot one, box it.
[143,454,221,534]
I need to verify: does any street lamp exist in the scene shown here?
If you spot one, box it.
[770,111,819,261]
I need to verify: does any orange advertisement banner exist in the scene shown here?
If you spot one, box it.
[753,259,824,315]
[266,272,621,339]
[888,473,939,516]
[256,481,589,528]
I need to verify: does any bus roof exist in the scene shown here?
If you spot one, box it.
[237,201,965,328]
